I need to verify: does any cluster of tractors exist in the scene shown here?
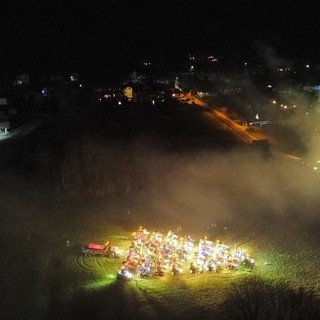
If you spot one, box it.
[189,238,254,274]
[117,227,254,280]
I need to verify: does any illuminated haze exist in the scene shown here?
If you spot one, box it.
[79,133,320,236]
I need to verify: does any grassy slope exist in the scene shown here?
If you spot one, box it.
[1,196,320,320]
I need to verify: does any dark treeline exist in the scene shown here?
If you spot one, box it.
[4,87,236,199]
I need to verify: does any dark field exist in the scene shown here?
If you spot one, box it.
[1,102,320,319]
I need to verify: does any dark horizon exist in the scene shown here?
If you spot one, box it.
[1,0,320,80]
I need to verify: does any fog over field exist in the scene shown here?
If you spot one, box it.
[145,150,320,229]
[2,130,320,234]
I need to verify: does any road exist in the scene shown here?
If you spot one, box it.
[177,92,303,163]
[0,115,49,143]
[179,92,267,143]
[210,109,258,143]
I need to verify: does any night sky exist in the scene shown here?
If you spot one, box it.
[1,0,320,80]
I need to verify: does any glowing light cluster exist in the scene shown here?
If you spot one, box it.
[116,227,255,280]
